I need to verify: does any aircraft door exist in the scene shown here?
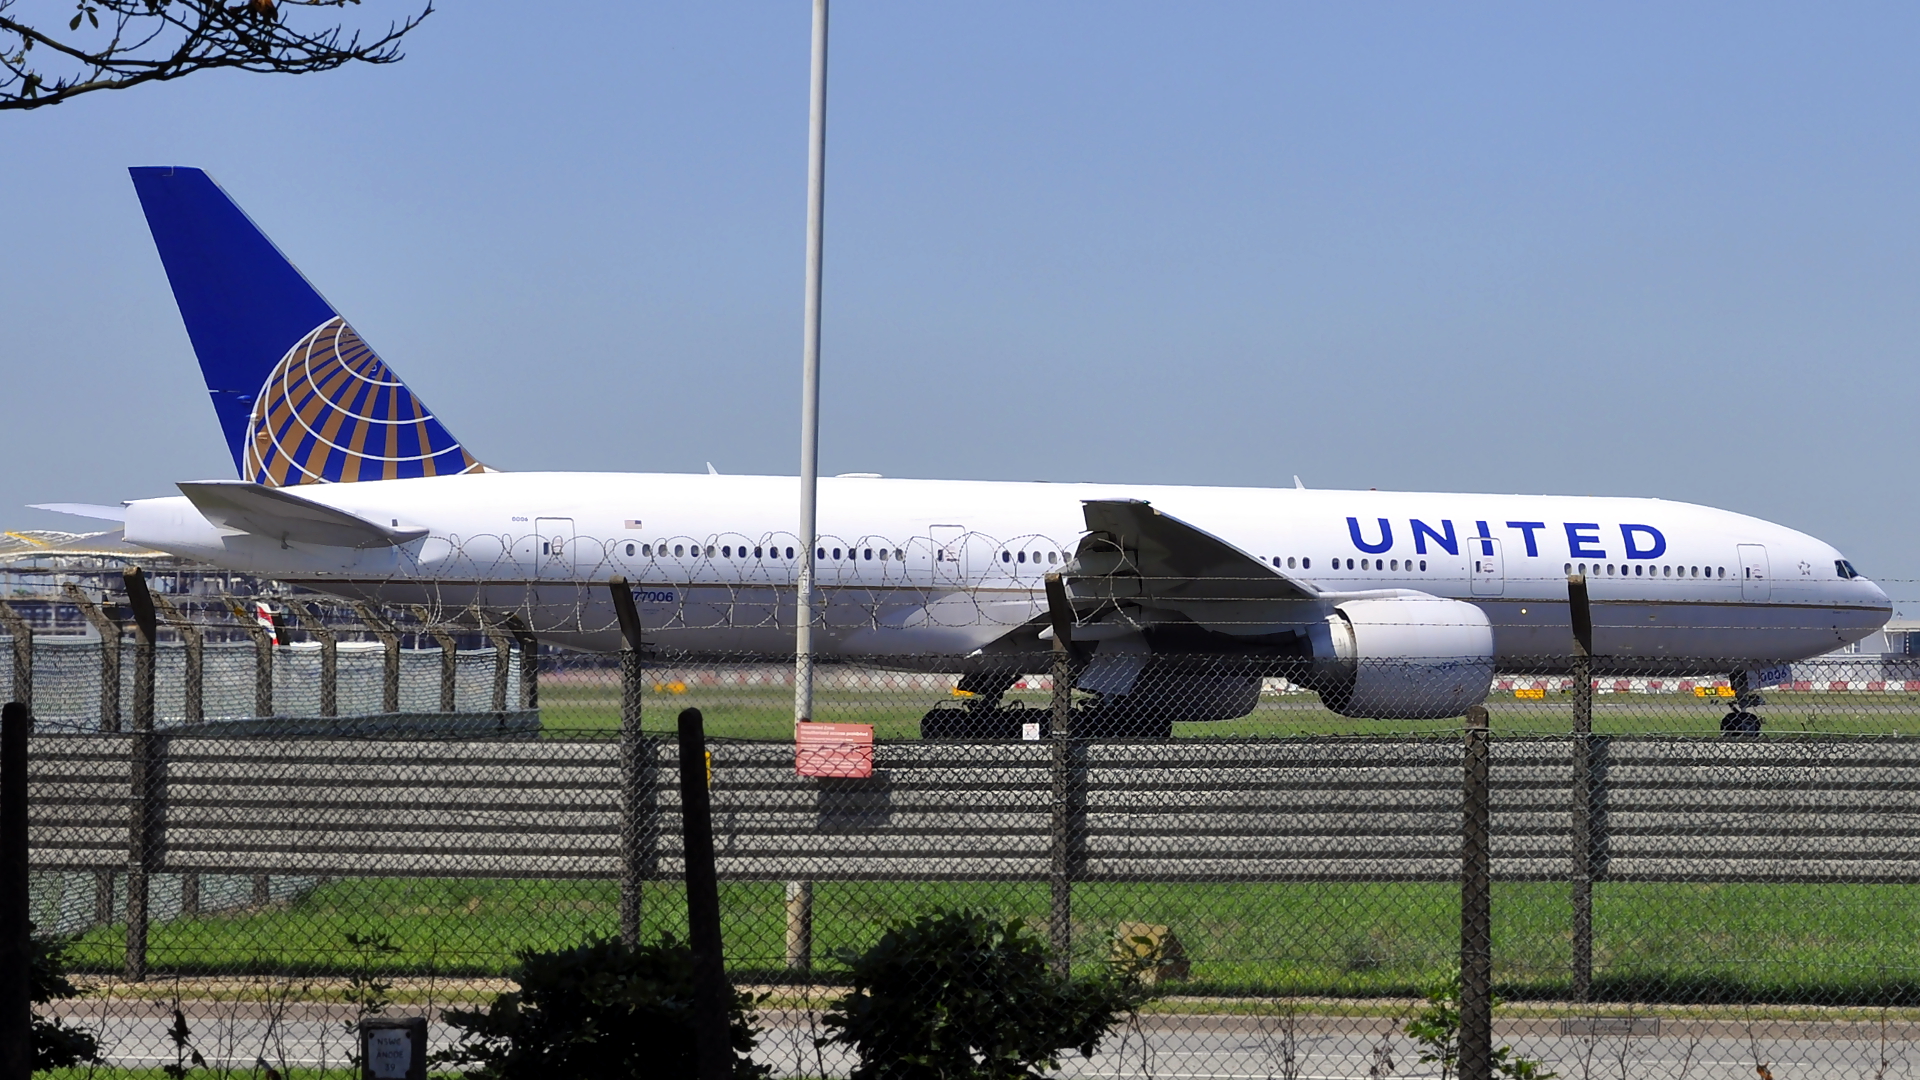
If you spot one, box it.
[1738,544,1770,601]
[536,517,576,579]
[930,525,966,586]
[1470,535,1504,596]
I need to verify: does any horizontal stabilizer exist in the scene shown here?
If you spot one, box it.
[28,503,129,522]
[178,480,426,549]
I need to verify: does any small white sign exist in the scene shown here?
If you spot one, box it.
[367,1029,412,1079]
[1021,722,1042,741]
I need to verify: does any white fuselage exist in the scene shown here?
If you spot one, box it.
[122,472,1891,670]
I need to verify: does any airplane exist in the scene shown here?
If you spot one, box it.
[33,166,1894,736]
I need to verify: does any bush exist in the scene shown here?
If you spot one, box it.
[32,926,100,1070]
[1404,971,1555,1080]
[436,936,768,1080]
[821,908,1153,1080]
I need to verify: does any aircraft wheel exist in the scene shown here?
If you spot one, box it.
[920,708,1028,741]
[1719,710,1763,737]
[1072,709,1173,740]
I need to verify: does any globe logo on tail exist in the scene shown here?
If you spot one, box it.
[242,316,484,486]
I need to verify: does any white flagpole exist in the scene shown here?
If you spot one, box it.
[795,0,828,725]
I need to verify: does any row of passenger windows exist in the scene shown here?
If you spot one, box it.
[619,542,912,562]
[1263,556,1426,572]
[1000,550,1069,565]
[1565,561,1725,579]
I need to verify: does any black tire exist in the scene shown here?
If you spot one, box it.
[1720,710,1763,737]
[920,708,1031,741]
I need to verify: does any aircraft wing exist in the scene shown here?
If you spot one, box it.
[177,481,427,549]
[1071,499,1319,605]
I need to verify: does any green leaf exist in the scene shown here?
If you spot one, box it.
[69,12,83,29]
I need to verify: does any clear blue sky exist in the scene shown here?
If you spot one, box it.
[4,3,1917,607]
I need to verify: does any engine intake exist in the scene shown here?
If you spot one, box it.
[1315,596,1495,719]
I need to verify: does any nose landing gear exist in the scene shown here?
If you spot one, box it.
[1720,669,1765,737]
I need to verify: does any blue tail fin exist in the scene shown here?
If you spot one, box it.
[129,166,485,485]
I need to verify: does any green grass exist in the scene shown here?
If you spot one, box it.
[54,876,1920,1003]
[530,677,1920,740]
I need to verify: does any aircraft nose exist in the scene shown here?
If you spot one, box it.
[1866,577,1893,611]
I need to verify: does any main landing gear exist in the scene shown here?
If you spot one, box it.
[918,671,1173,740]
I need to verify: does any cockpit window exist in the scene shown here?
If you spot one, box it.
[1836,559,1860,580]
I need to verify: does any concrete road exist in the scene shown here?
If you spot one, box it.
[72,1007,1920,1078]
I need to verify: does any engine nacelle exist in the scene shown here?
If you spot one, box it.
[1315,596,1496,719]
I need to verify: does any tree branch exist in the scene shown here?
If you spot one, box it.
[1,0,431,110]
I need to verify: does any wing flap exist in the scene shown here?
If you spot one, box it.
[177,481,426,549]
[1073,499,1317,604]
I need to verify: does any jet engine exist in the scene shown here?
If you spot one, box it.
[1313,595,1496,720]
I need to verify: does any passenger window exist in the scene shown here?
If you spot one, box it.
[897,549,905,561]
[706,546,715,558]
[625,543,635,557]
[1017,551,1026,563]
[1302,558,1310,569]
[1345,558,1354,570]
[674,544,684,557]
[1002,551,1011,563]
[642,544,651,557]
[1634,564,1642,576]
[1718,566,1725,578]
[1390,559,1399,571]
[1564,563,1572,575]
[1606,564,1614,576]
[1048,552,1058,564]
[864,548,873,561]
[1287,557,1296,569]
[1418,560,1426,571]
[722,545,731,558]
[832,547,842,560]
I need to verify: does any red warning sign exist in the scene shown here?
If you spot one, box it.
[795,722,874,778]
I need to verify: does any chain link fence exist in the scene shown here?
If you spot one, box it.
[11,584,1920,1077]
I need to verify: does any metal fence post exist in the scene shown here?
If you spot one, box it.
[297,604,338,718]
[784,880,812,975]
[479,617,513,712]
[1461,703,1492,1080]
[356,604,402,713]
[0,603,31,714]
[411,608,459,712]
[0,701,29,1080]
[1567,574,1594,1002]
[1044,573,1079,974]
[229,601,274,719]
[514,629,539,711]
[609,578,648,947]
[64,585,121,733]
[678,707,732,1080]
[122,569,159,982]
[153,595,203,725]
